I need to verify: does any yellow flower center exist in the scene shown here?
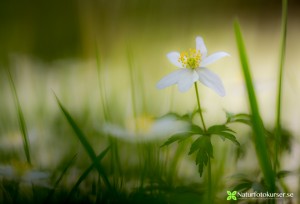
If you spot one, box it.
[178,48,201,69]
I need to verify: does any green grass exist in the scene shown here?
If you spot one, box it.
[55,94,113,191]
[234,20,276,193]
[66,147,110,202]
[5,67,31,165]
[45,154,77,203]
[274,0,288,173]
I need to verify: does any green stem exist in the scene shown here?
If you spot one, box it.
[194,83,207,131]
[194,82,211,203]
[274,0,288,174]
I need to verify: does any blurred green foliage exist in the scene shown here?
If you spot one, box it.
[1,0,299,61]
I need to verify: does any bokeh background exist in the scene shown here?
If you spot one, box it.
[1,0,300,203]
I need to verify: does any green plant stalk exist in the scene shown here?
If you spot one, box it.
[95,44,110,122]
[65,147,110,202]
[127,47,139,131]
[110,136,123,186]
[45,154,77,203]
[6,67,31,165]
[168,140,188,184]
[95,45,123,185]
[194,83,207,131]
[234,21,276,193]
[274,0,288,173]
[194,82,211,202]
[137,63,148,114]
[55,95,113,191]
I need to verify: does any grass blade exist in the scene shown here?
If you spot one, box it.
[45,154,77,203]
[54,94,112,191]
[5,67,31,165]
[127,47,138,128]
[65,146,110,202]
[234,21,275,192]
[274,0,288,172]
[95,44,110,122]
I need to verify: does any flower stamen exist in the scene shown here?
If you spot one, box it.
[178,48,201,69]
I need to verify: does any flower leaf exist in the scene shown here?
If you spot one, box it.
[233,182,252,192]
[190,124,204,134]
[207,125,240,146]
[161,132,193,147]
[208,125,236,134]
[161,124,203,147]
[277,170,293,179]
[188,136,213,177]
[216,132,240,146]
[225,112,252,126]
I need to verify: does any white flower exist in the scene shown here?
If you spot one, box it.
[0,164,50,187]
[156,36,229,96]
[100,115,190,142]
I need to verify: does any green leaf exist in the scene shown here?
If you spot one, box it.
[55,94,112,191]
[277,170,293,179]
[189,137,202,155]
[6,68,31,165]
[190,124,204,134]
[234,20,275,192]
[208,125,235,134]
[216,132,240,146]
[156,112,192,123]
[161,132,192,147]
[233,182,252,192]
[274,0,288,172]
[66,146,110,202]
[207,124,240,146]
[189,136,213,177]
[45,154,77,203]
[161,124,203,147]
[226,112,252,126]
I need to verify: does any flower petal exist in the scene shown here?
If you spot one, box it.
[201,51,229,67]
[177,70,199,92]
[196,36,207,58]
[196,67,225,96]
[167,52,183,68]
[156,69,186,89]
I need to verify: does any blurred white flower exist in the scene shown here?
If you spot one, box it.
[0,162,50,187]
[101,114,190,142]
[157,36,229,96]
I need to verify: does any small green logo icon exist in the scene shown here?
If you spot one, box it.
[227,191,237,200]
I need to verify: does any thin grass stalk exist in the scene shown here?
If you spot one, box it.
[95,45,123,185]
[127,47,139,131]
[137,64,148,114]
[5,67,31,165]
[274,0,288,173]
[45,154,77,203]
[55,95,113,191]
[168,140,187,184]
[95,44,110,122]
[110,137,123,187]
[65,147,110,202]
[234,21,276,193]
